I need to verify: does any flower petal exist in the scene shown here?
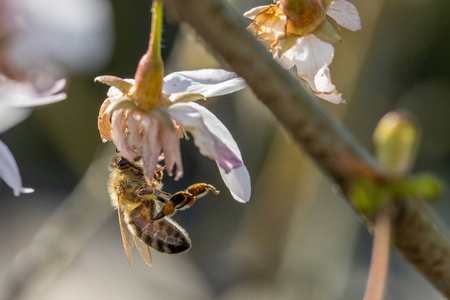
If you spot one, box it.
[291,35,334,79]
[327,0,361,31]
[274,44,296,69]
[162,69,246,98]
[168,102,242,172]
[219,165,251,203]
[168,92,206,104]
[243,5,269,20]
[95,75,133,94]
[3,79,67,107]
[97,98,113,142]
[105,98,138,115]
[0,76,66,131]
[159,121,183,180]
[0,139,34,196]
[111,110,137,162]
[106,79,135,99]
[273,35,298,69]
[7,93,68,107]
[314,65,337,93]
[168,102,251,202]
[41,78,67,96]
[246,4,287,50]
[302,65,344,104]
[128,111,144,152]
[141,115,162,182]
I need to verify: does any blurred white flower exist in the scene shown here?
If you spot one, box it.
[0,140,33,196]
[96,69,251,203]
[0,76,67,132]
[0,75,67,196]
[1,0,113,79]
[245,0,361,104]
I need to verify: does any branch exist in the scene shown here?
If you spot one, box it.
[163,0,450,297]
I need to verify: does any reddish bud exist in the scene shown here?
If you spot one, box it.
[280,0,326,36]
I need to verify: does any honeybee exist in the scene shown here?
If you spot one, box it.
[108,153,219,266]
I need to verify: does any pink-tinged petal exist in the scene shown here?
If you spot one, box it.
[162,69,246,98]
[141,116,162,182]
[168,103,251,202]
[159,121,183,180]
[128,111,144,152]
[8,93,68,107]
[327,0,361,31]
[41,78,67,96]
[5,88,67,107]
[0,76,67,107]
[292,35,334,79]
[219,165,251,203]
[243,5,269,20]
[111,110,136,162]
[0,140,34,196]
[313,90,344,104]
[168,102,243,173]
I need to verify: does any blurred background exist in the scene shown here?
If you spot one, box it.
[0,0,449,299]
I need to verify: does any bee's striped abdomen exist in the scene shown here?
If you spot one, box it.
[127,201,191,254]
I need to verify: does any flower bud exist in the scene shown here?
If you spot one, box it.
[373,111,420,178]
[280,0,326,36]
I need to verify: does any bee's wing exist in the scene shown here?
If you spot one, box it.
[117,194,133,266]
[133,235,152,267]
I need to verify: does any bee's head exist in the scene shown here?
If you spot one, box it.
[110,153,143,175]
[110,154,128,169]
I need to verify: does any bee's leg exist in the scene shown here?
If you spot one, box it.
[185,183,219,200]
[139,188,171,203]
[153,166,165,184]
[151,192,193,220]
[176,183,219,210]
[138,188,155,195]
[151,184,219,221]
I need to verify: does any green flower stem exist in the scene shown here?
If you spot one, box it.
[150,0,163,61]
[131,0,164,110]
[164,0,450,297]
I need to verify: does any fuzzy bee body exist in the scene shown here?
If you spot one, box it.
[108,154,218,266]
[108,154,190,266]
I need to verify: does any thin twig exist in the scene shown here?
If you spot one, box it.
[163,0,450,297]
[364,211,392,300]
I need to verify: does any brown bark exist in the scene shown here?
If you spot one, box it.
[164,0,450,297]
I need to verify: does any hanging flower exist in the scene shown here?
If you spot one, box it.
[244,0,361,103]
[96,69,251,203]
[96,1,250,203]
[0,75,67,195]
